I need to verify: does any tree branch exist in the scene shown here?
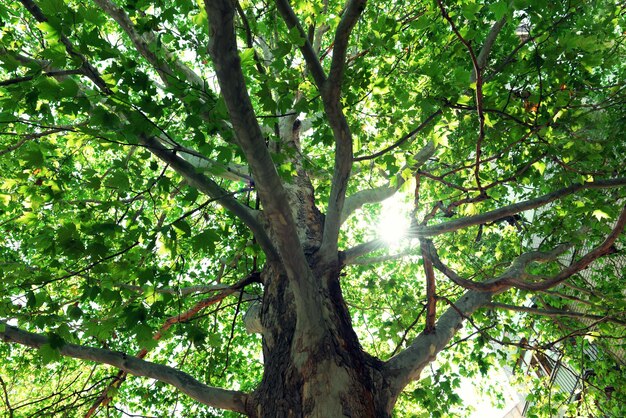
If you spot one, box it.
[93,0,206,91]
[0,127,73,156]
[20,0,112,93]
[472,16,507,82]
[139,135,277,261]
[94,0,237,145]
[341,239,388,265]
[427,204,626,293]
[341,141,435,223]
[274,0,327,89]
[176,146,252,183]
[420,239,437,333]
[412,177,626,237]
[318,100,353,261]
[345,248,413,265]
[0,376,12,418]
[507,204,626,291]
[315,0,366,262]
[383,290,492,398]
[326,0,366,98]
[343,177,626,261]
[0,324,249,414]
[267,0,366,262]
[204,0,324,331]
[85,273,260,416]
[353,14,504,164]
[436,0,485,190]
[426,239,572,292]
[0,69,82,87]
[5,8,273,262]
[353,110,442,162]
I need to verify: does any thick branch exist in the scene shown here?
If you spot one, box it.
[472,16,507,82]
[428,204,626,293]
[204,0,324,331]
[326,0,366,97]
[426,239,572,292]
[94,0,205,90]
[420,239,437,333]
[273,0,366,261]
[0,324,248,414]
[508,204,626,291]
[341,141,435,223]
[345,248,413,265]
[86,273,260,416]
[140,135,277,260]
[413,177,626,237]
[176,146,251,183]
[340,184,398,225]
[319,98,353,262]
[274,0,327,88]
[384,290,492,398]
[316,0,366,261]
[342,239,388,265]
[344,177,626,261]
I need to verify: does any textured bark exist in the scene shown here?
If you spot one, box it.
[248,263,392,418]
[244,115,393,417]
[4,2,626,417]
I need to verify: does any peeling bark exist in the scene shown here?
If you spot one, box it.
[250,263,392,418]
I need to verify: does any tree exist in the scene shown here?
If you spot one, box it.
[0,0,625,416]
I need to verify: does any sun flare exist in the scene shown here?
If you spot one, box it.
[376,195,412,246]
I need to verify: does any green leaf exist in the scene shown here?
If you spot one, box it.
[592,209,610,221]
[104,171,130,191]
[239,47,255,67]
[489,1,509,20]
[172,220,192,236]
[59,77,79,97]
[67,305,83,320]
[462,4,482,20]
[532,161,546,175]
[38,344,62,364]
[191,229,219,253]
[47,332,66,349]
[287,27,305,47]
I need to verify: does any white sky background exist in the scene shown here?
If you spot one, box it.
[457,366,523,417]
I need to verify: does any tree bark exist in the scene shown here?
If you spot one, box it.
[249,263,392,418]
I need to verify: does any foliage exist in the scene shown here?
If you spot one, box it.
[0,0,625,416]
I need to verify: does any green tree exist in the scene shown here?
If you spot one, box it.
[1,0,625,417]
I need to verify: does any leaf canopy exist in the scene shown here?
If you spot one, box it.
[1,0,625,416]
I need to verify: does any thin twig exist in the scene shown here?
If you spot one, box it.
[437,0,485,191]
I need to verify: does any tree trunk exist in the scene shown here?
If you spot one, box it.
[239,117,395,417]
[249,263,393,417]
